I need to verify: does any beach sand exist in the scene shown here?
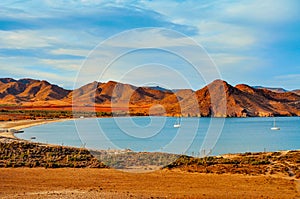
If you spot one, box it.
[0,119,299,198]
[0,119,70,138]
[0,168,299,199]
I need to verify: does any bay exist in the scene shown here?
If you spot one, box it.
[16,117,300,156]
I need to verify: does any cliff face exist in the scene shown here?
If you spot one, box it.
[0,78,299,117]
[194,80,299,117]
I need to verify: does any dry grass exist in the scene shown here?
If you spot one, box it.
[165,151,300,179]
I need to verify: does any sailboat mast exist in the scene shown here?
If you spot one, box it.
[271,117,280,130]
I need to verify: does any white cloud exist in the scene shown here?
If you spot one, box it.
[222,0,300,24]
[0,0,299,90]
[195,21,256,49]
[1,64,75,86]
[0,56,77,88]
[275,74,300,80]
[39,59,82,71]
[141,0,299,50]
[98,28,197,49]
[50,48,90,57]
[142,0,300,25]
[107,63,200,90]
[72,27,222,89]
[210,53,253,66]
[0,30,53,48]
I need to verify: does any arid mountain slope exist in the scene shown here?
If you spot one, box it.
[0,78,299,117]
[253,86,287,93]
[69,81,173,105]
[292,89,300,95]
[0,78,70,103]
[190,80,299,117]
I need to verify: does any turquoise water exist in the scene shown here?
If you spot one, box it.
[16,117,300,156]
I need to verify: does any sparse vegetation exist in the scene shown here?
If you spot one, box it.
[0,109,115,120]
[164,151,300,178]
[92,151,179,169]
[0,137,178,170]
[0,138,106,168]
[0,135,299,179]
[0,109,154,121]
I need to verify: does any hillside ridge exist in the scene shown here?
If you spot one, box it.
[0,78,299,117]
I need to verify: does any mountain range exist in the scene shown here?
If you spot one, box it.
[0,78,299,117]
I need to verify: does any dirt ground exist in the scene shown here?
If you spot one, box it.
[0,168,298,199]
[0,119,299,198]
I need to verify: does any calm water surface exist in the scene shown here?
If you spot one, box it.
[17,117,300,156]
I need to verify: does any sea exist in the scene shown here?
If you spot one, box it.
[16,117,300,156]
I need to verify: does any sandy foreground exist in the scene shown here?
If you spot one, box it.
[0,119,299,198]
[0,168,299,199]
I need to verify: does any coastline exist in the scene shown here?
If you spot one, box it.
[0,118,72,139]
[1,117,299,156]
[0,118,300,178]
[0,118,299,198]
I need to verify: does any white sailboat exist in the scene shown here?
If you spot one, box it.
[271,117,280,130]
[173,117,181,128]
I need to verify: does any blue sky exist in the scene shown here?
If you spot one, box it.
[0,0,299,90]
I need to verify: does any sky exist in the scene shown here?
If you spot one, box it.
[0,0,300,90]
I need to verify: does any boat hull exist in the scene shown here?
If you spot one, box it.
[271,127,280,130]
[173,124,181,128]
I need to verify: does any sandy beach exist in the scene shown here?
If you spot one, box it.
[0,119,70,139]
[0,119,299,198]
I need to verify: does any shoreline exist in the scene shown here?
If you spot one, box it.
[0,118,72,139]
[0,118,299,156]
[0,119,299,198]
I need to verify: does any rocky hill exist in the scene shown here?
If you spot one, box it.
[0,78,70,104]
[293,89,300,95]
[253,86,287,93]
[0,78,299,117]
[69,80,172,105]
[194,80,300,117]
